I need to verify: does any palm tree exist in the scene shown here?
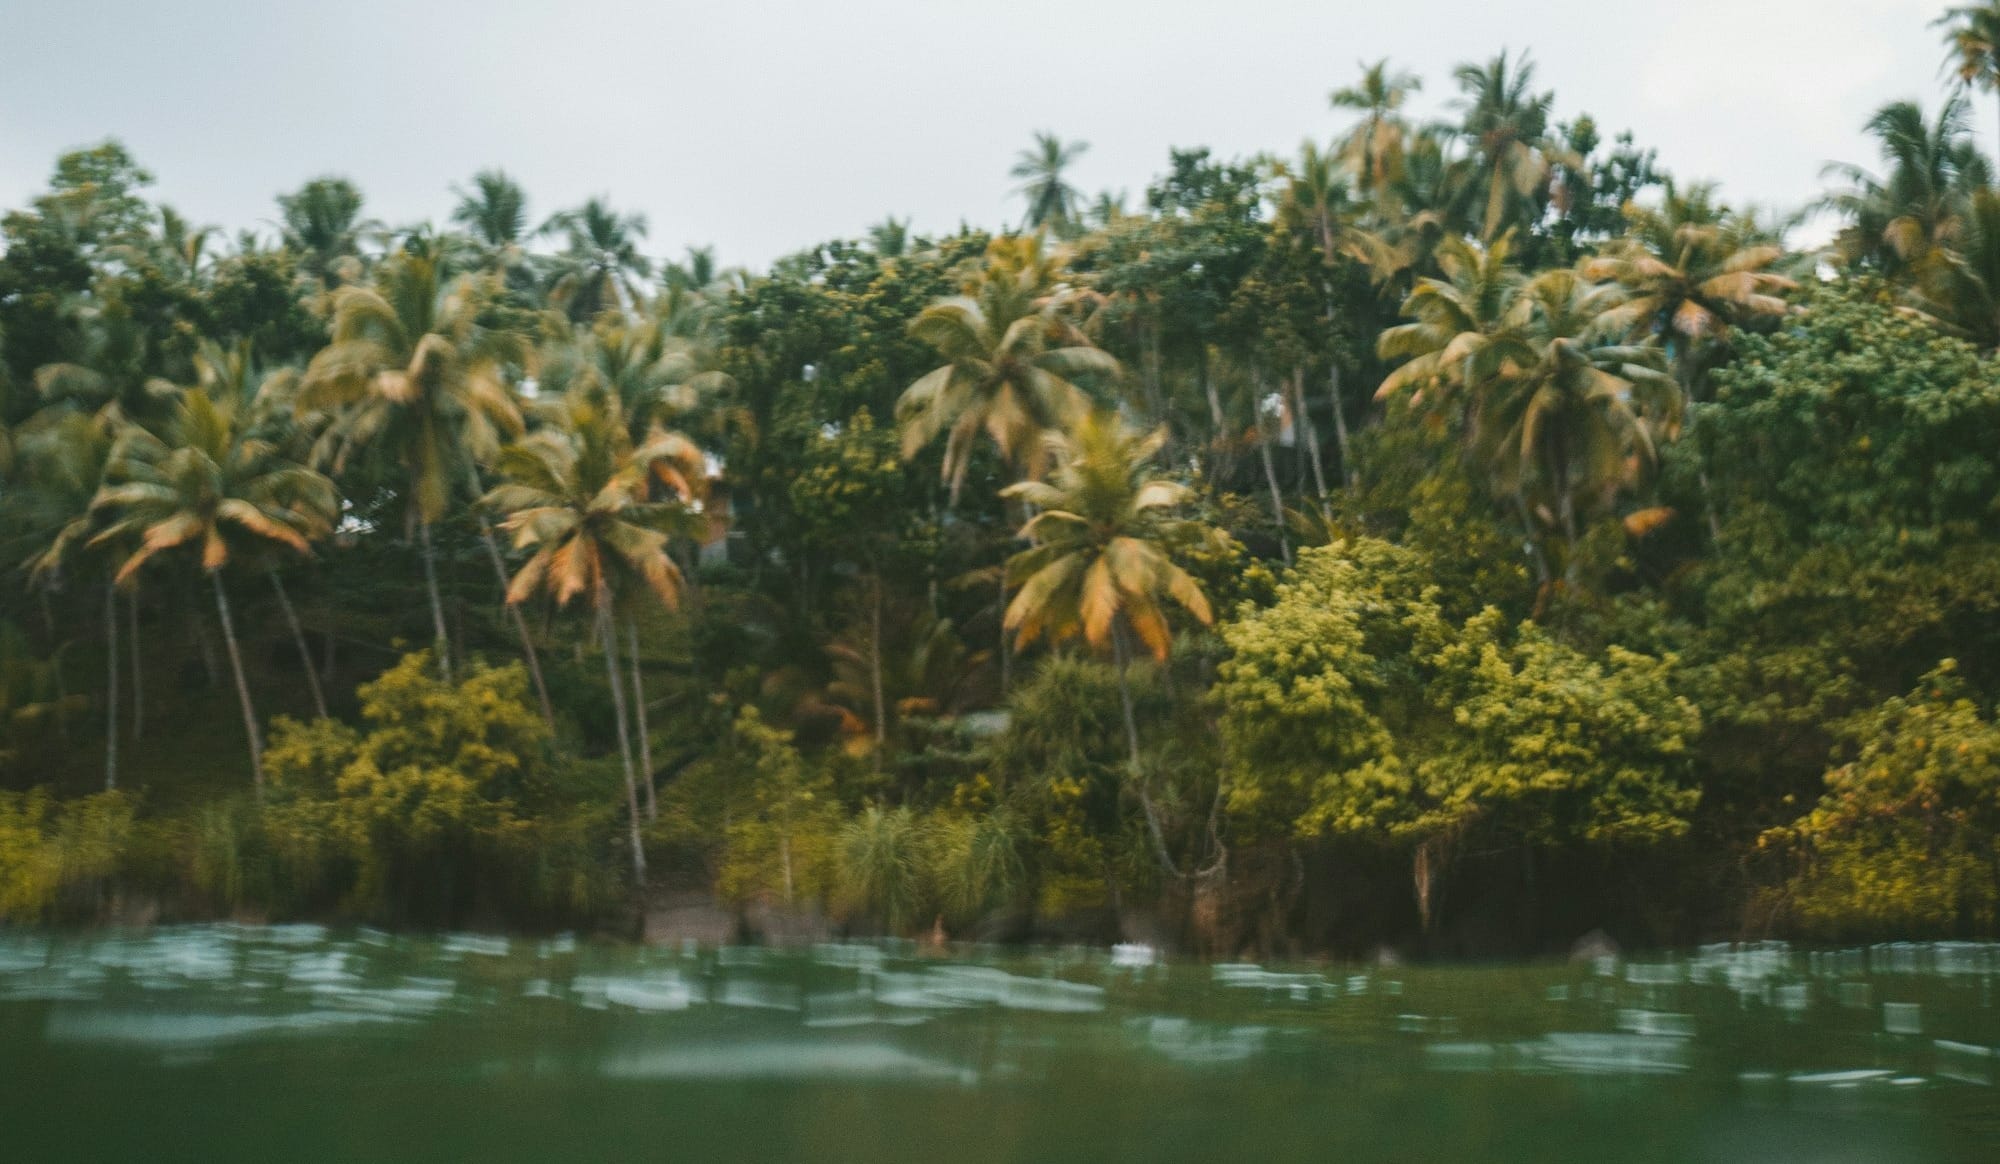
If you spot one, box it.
[450,169,531,283]
[1938,4,2000,162]
[897,236,1116,501]
[1586,181,1796,395]
[277,176,375,295]
[867,217,911,257]
[1467,267,1675,582]
[1378,242,1673,584]
[1374,231,1525,404]
[298,249,530,685]
[542,197,652,323]
[88,389,337,784]
[1822,96,1990,280]
[19,412,117,787]
[1331,60,1423,199]
[1584,183,1795,541]
[483,392,695,884]
[1910,185,2000,347]
[1000,412,1216,878]
[1452,51,1569,241]
[1011,133,1089,235]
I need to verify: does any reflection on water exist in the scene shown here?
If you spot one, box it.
[2,927,1998,1161]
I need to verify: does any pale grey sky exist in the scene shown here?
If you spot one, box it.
[0,0,1963,267]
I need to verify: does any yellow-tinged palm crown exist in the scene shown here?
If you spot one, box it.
[88,389,337,581]
[1000,412,1214,662]
[897,236,1118,500]
[299,250,527,523]
[482,392,700,613]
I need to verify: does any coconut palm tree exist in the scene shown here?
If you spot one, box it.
[1331,60,1423,200]
[1467,267,1675,582]
[450,169,532,285]
[1823,96,1990,281]
[299,249,528,681]
[1374,230,1525,405]
[88,388,337,784]
[897,236,1116,500]
[541,197,652,323]
[277,176,375,295]
[1011,133,1089,235]
[1452,51,1569,242]
[1000,412,1216,877]
[483,392,696,884]
[1909,185,2000,348]
[18,412,117,787]
[1585,181,1796,396]
[1938,4,2000,162]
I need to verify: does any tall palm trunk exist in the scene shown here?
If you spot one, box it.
[599,603,646,885]
[1513,491,1552,587]
[1112,621,1181,880]
[626,616,657,822]
[127,588,143,740]
[467,461,554,726]
[870,565,888,769]
[1324,335,1355,488]
[1252,375,1293,566]
[417,517,451,681]
[211,571,264,788]
[103,582,118,791]
[1291,367,1331,516]
[479,521,555,728]
[269,570,327,719]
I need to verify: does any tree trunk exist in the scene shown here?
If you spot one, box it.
[103,582,118,791]
[1113,621,1181,880]
[189,586,220,684]
[268,571,327,719]
[1252,376,1293,566]
[127,587,143,740]
[599,604,647,886]
[211,571,264,789]
[1201,352,1227,475]
[626,616,657,822]
[1327,360,1354,488]
[1514,491,1552,587]
[478,519,555,729]
[870,567,888,768]
[1292,366,1331,515]
[418,517,451,681]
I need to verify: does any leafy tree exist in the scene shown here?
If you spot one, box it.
[1765,661,2000,935]
[716,707,841,907]
[1451,51,1569,242]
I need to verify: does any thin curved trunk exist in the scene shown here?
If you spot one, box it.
[1252,375,1292,566]
[478,518,554,729]
[600,603,646,886]
[127,588,143,740]
[1113,621,1181,881]
[1292,367,1331,516]
[103,582,118,791]
[626,616,657,822]
[870,566,887,768]
[1514,491,1552,586]
[418,517,450,681]
[1326,353,1354,488]
[269,570,327,719]
[211,571,264,789]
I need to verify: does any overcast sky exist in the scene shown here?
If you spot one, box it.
[0,0,1969,268]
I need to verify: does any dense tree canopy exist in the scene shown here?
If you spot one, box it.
[5,13,2000,954]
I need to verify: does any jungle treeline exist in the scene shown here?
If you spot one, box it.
[7,10,2000,955]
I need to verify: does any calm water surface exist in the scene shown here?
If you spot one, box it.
[3,926,1998,1161]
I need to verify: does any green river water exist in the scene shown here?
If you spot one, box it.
[3,926,1998,1161]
